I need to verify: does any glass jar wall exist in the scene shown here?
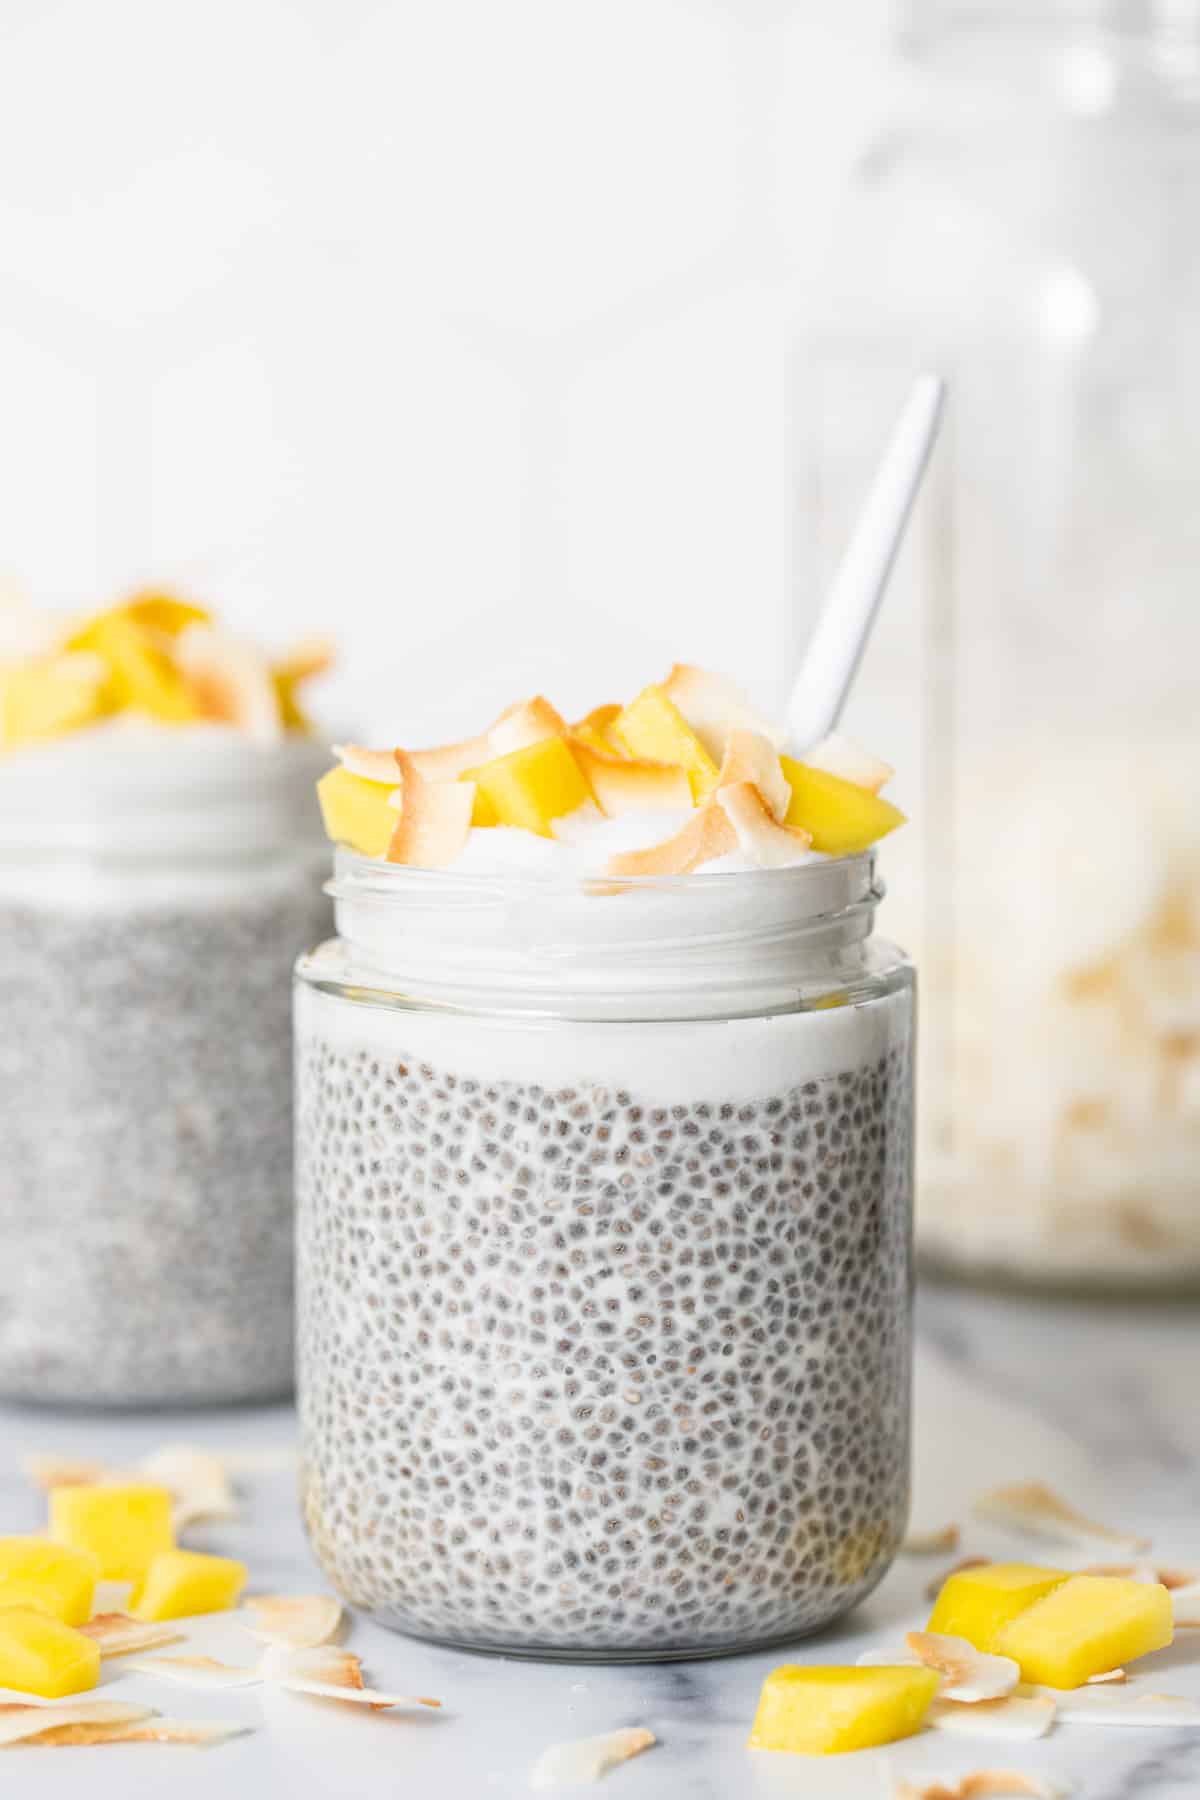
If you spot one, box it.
[798,0,1200,1288]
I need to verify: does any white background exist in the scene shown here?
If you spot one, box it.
[0,0,894,739]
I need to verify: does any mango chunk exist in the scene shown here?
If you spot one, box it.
[749,1665,940,1756]
[130,1549,248,1623]
[613,685,718,802]
[472,736,591,837]
[0,1608,100,1698]
[0,1537,98,1626]
[994,1575,1173,1688]
[124,592,211,636]
[780,756,906,856]
[317,764,398,857]
[460,771,499,827]
[0,653,110,748]
[928,1562,1070,1652]
[49,1482,174,1582]
[68,609,202,723]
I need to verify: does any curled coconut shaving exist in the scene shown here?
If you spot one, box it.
[488,696,569,758]
[903,1524,962,1556]
[335,744,400,784]
[260,1643,440,1710]
[568,737,692,815]
[717,780,812,867]
[1024,1685,1200,1727]
[716,728,791,822]
[243,1593,344,1649]
[661,664,780,761]
[906,1633,1020,1703]
[803,729,893,794]
[80,1614,185,1658]
[386,751,475,868]
[606,802,735,878]
[124,1655,264,1690]
[530,1726,656,1789]
[894,1773,1069,1800]
[972,1482,1149,1553]
[139,1445,238,1532]
[0,1701,152,1747]
[174,625,282,746]
[927,1693,1056,1741]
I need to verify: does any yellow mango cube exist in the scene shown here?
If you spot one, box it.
[68,609,202,723]
[749,1665,940,1756]
[459,771,499,827]
[928,1562,1070,1651]
[0,1607,100,1698]
[780,756,906,856]
[472,736,592,837]
[0,653,110,748]
[49,1482,174,1582]
[0,1537,98,1626]
[124,592,211,636]
[995,1574,1173,1688]
[613,685,718,802]
[130,1549,248,1623]
[317,764,399,857]
[274,667,311,732]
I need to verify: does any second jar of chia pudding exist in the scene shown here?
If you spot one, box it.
[296,677,915,1660]
[0,598,333,1406]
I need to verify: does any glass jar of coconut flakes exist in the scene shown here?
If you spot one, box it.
[798,0,1200,1290]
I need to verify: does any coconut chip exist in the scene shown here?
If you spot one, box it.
[0,1701,152,1747]
[1170,1581,1200,1626]
[903,1524,962,1556]
[124,1655,264,1690]
[406,730,493,781]
[716,728,790,822]
[894,1774,1068,1800]
[568,737,691,816]
[1081,1562,1198,1590]
[1025,1685,1200,1726]
[927,1693,1056,1741]
[661,663,780,761]
[274,635,335,684]
[175,625,282,746]
[20,1454,112,1490]
[334,743,401,784]
[972,1483,1149,1553]
[926,1557,992,1602]
[79,1613,185,1658]
[606,803,736,877]
[243,1593,344,1649]
[803,729,894,794]
[487,696,570,758]
[139,1444,238,1532]
[717,780,813,868]
[530,1725,656,1789]
[260,1643,439,1710]
[33,1717,249,1748]
[905,1633,1020,1703]
[1085,1668,1126,1684]
[386,752,475,868]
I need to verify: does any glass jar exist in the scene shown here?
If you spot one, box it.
[797,0,1200,1288]
[0,729,332,1406]
[295,849,914,1660]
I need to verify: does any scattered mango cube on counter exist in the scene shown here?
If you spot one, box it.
[0,1537,99,1626]
[317,764,399,858]
[130,1548,248,1623]
[748,1665,941,1755]
[472,736,592,837]
[49,1482,174,1582]
[780,757,907,856]
[927,1562,1070,1651]
[994,1574,1173,1688]
[613,686,720,802]
[0,1607,100,1698]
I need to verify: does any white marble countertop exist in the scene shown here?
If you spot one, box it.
[1,1284,1197,1798]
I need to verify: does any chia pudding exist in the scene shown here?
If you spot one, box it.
[0,601,334,1406]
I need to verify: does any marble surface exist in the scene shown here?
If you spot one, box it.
[1,1283,1197,1798]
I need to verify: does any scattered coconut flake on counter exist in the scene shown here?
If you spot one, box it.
[1080,1562,1197,1588]
[79,1614,185,1658]
[972,1483,1149,1553]
[926,1557,992,1602]
[903,1525,962,1556]
[905,1633,1020,1703]
[1085,1668,1126,1684]
[1024,1686,1200,1727]
[124,1655,264,1690]
[0,1701,152,1747]
[530,1726,656,1789]
[927,1693,1056,1741]
[893,1772,1069,1800]
[243,1593,343,1649]
[139,1446,238,1531]
[260,1644,440,1711]
[40,1716,249,1749]
[20,1455,111,1490]
[1170,1583,1200,1626]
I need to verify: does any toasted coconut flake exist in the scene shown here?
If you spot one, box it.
[34,1717,249,1748]
[244,1594,344,1649]
[261,1644,439,1710]
[139,1445,238,1531]
[487,696,569,758]
[1083,1562,1200,1592]
[803,729,894,794]
[905,1632,1020,1703]
[79,1614,185,1658]
[661,663,780,761]
[1086,1668,1127,1684]
[569,738,691,816]
[1170,1581,1200,1626]
[605,803,736,877]
[124,1655,263,1690]
[275,635,335,683]
[0,1701,152,1747]
[1028,1685,1200,1726]
[716,727,791,822]
[334,743,401,784]
[927,1557,993,1602]
[717,781,813,868]
[174,625,282,745]
[20,1453,112,1489]
[903,1524,962,1556]
[972,1483,1149,1552]
[530,1725,656,1789]
[405,730,493,781]
[386,752,475,868]
[927,1693,1056,1741]
[894,1773,1068,1799]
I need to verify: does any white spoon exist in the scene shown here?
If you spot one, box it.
[785,372,945,752]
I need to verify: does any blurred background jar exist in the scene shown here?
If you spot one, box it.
[798,0,1200,1289]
